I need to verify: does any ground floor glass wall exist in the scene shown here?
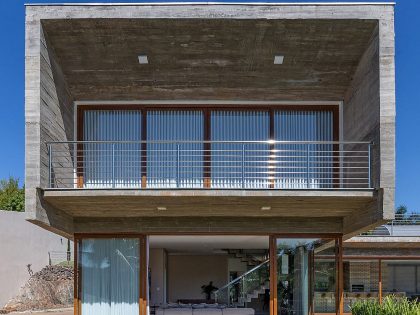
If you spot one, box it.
[275,237,339,315]
[80,238,140,315]
[75,235,342,315]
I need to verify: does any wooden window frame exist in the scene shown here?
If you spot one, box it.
[77,104,339,188]
[73,234,148,315]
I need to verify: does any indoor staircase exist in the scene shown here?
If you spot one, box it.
[226,249,268,268]
[214,258,270,308]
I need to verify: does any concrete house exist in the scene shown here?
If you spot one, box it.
[25,2,396,315]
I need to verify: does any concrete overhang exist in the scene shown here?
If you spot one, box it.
[37,13,379,101]
[42,188,375,218]
[345,236,420,249]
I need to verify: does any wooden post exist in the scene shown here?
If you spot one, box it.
[269,236,277,315]
[140,236,149,315]
[74,238,80,315]
[378,259,382,304]
[335,237,344,315]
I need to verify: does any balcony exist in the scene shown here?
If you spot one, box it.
[47,140,373,190]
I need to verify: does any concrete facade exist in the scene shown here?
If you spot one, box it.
[25,3,395,238]
[0,211,72,307]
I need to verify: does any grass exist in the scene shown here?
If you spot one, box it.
[351,296,420,315]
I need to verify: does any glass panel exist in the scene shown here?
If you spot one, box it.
[211,110,270,188]
[81,238,140,315]
[273,110,333,189]
[384,260,420,298]
[344,260,379,312]
[313,258,336,313]
[147,110,204,188]
[276,238,337,315]
[276,239,316,315]
[83,110,142,188]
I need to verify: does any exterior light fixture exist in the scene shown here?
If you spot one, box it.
[138,55,149,64]
[274,55,284,65]
[157,207,167,211]
[261,206,271,211]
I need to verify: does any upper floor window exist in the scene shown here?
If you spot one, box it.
[79,106,336,189]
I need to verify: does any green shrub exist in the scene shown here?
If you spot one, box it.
[351,296,420,315]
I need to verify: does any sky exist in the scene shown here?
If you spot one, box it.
[0,0,418,212]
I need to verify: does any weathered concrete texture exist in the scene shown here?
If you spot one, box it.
[25,3,395,237]
[343,247,420,257]
[73,216,343,234]
[40,18,376,101]
[342,6,395,233]
[345,236,420,249]
[25,21,75,237]
[42,189,374,218]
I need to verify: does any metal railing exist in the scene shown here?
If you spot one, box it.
[214,258,270,307]
[47,140,373,190]
[48,251,72,266]
[360,213,420,236]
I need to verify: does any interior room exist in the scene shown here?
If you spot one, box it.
[149,236,270,315]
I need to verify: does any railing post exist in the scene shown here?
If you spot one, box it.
[112,143,115,188]
[241,277,245,306]
[176,144,180,188]
[368,143,372,188]
[241,144,245,189]
[306,143,310,189]
[48,144,52,188]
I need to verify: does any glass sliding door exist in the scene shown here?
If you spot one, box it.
[211,110,270,188]
[273,110,334,189]
[313,258,336,313]
[276,238,318,315]
[146,110,204,188]
[80,238,140,315]
[83,110,142,188]
[275,237,339,315]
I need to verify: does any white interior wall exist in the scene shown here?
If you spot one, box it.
[150,248,167,306]
[167,254,228,302]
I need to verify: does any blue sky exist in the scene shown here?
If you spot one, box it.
[0,0,418,212]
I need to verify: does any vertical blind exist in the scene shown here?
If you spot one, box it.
[83,110,142,188]
[82,108,334,189]
[274,110,334,189]
[81,238,140,315]
[146,110,204,188]
[210,110,270,188]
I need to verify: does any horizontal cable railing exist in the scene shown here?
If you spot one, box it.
[47,140,373,190]
[360,213,420,236]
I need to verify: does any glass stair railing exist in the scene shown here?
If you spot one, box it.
[214,259,270,307]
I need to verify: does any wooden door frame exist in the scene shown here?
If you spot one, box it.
[74,233,342,315]
[271,234,342,315]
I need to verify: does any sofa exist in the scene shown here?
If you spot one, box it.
[156,304,255,315]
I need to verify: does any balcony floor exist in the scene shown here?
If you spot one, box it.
[42,188,375,218]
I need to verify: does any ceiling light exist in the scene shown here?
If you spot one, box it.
[157,207,167,211]
[138,55,149,64]
[261,206,271,211]
[274,55,284,65]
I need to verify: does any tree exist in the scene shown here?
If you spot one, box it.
[395,205,407,216]
[0,177,24,211]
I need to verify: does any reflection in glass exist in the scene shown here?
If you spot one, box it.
[277,239,319,315]
[81,238,140,315]
[314,259,336,313]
